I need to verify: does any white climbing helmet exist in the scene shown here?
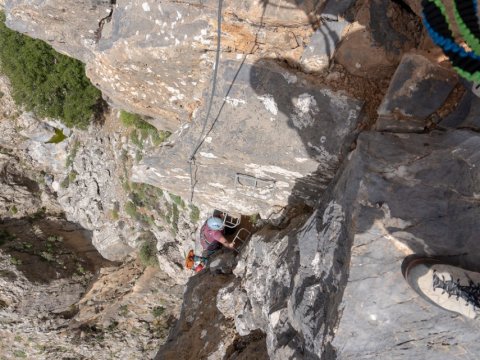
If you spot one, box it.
[207,217,224,231]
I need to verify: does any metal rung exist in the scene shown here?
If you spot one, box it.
[235,173,275,189]
[212,209,240,228]
[232,228,251,253]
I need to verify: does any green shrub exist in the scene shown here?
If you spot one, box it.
[138,239,158,267]
[189,204,200,223]
[120,110,155,131]
[46,128,67,144]
[151,130,171,146]
[68,170,78,183]
[171,203,179,234]
[170,193,185,208]
[124,201,139,219]
[28,207,46,221]
[152,306,165,317]
[110,209,119,220]
[13,350,27,358]
[65,140,80,168]
[130,129,143,149]
[60,176,70,189]
[0,12,102,128]
[120,110,171,147]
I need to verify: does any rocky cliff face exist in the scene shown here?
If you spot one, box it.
[2,0,480,359]
[223,129,480,359]
[3,0,425,216]
[0,74,189,358]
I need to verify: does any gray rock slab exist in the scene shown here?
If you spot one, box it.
[461,96,480,130]
[231,129,480,359]
[322,0,356,19]
[333,130,480,359]
[301,19,349,73]
[133,58,364,217]
[377,53,457,131]
[439,87,473,128]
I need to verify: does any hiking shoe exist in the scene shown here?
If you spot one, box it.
[403,258,480,319]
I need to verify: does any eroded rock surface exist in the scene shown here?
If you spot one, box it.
[4,0,326,130]
[3,1,480,360]
[215,130,480,359]
[134,59,363,217]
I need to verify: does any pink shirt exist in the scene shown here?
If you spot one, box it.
[200,223,223,250]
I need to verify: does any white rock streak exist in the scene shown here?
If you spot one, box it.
[257,94,278,116]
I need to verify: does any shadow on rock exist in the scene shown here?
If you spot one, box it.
[0,215,113,283]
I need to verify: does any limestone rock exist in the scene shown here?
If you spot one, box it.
[227,129,480,359]
[133,59,363,218]
[321,0,356,19]
[156,271,238,360]
[335,0,421,79]
[0,152,43,218]
[377,53,457,132]
[439,85,475,129]
[4,0,321,130]
[300,18,349,73]
[331,130,480,359]
[460,95,480,130]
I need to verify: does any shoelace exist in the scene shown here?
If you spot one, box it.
[432,270,480,308]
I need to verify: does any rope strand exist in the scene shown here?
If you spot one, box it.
[188,0,223,202]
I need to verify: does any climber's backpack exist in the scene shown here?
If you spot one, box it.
[185,249,195,269]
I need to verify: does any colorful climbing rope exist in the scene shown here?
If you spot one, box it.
[422,0,480,82]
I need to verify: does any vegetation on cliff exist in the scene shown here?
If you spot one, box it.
[0,12,102,128]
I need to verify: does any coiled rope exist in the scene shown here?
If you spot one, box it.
[188,0,223,202]
[422,0,480,81]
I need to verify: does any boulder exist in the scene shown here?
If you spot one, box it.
[335,0,420,79]
[439,85,475,129]
[377,53,458,132]
[300,18,349,73]
[228,129,480,359]
[132,58,364,218]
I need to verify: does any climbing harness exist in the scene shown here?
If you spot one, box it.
[188,0,223,202]
[421,0,480,82]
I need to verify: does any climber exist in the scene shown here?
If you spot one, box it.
[199,216,235,255]
[186,216,235,272]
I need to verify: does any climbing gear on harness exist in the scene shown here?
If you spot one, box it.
[421,0,480,82]
[193,254,208,272]
[188,0,223,202]
[185,249,209,271]
[403,257,480,318]
[207,217,225,231]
